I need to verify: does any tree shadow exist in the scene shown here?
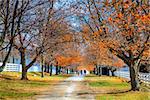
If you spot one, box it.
[106,89,132,94]
[0,74,13,80]
[77,89,132,96]
[31,72,41,76]
[4,77,12,80]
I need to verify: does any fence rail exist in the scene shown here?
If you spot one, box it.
[0,63,21,72]
[0,62,41,72]
[139,73,150,83]
[115,71,150,84]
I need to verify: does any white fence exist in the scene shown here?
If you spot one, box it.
[139,73,150,83]
[0,63,21,72]
[115,71,130,80]
[0,62,41,72]
[115,71,150,83]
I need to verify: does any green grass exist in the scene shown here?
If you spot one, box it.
[85,75,130,90]
[0,72,70,99]
[89,81,129,89]
[0,80,49,99]
[0,91,36,99]
[85,75,150,100]
[96,92,150,100]
[0,72,71,80]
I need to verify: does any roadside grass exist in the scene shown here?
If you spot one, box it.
[89,81,129,90]
[85,75,130,91]
[85,75,150,100]
[0,72,70,100]
[0,72,71,81]
[96,92,150,100]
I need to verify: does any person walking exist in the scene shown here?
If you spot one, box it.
[80,70,82,75]
[84,70,86,75]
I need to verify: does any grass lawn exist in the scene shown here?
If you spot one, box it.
[85,75,150,100]
[96,91,150,100]
[0,72,71,100]
[85,75,130,91]
[89,81,129,90]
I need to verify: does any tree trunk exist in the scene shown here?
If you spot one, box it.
[44,63,47,72]
[20,48,28,80]
[111,70,115,76]
[40,54,44,77]
[0,0,18,72]
[12,56,15,63]
[55,65,58,75]
[47,64,50,73]
[58,66,61,74]
[107,68,110,76]
[21,67,28,80]
[50,64,52,76]
[44,66,46,72]
[96,65,98,75]
[129,65,140,91]
[41,64,44,77]
[98,67,101,76]
[93,68,96,74]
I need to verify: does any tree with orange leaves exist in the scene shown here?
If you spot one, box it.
[55,53,83,74]
[106,0,149,91]
[77,0,149,91]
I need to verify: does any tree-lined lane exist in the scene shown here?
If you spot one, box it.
[36,75,94,100]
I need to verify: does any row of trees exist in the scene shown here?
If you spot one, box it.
[0,0,149,91]
[74,0,149,91]
[0,0,79,80]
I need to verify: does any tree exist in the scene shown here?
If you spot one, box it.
[13,0,76,79]
[13,0,52,80]
[106,0,149,91]
[38,0,81,76]
[0,0,19,71]
[55,51,83,74]
[77,0,149,91]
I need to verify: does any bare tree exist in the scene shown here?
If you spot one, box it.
[0,0,19,71]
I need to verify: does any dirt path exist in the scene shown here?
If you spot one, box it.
[35,75,95,100]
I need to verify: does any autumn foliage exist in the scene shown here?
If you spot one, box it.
[55,55,83,67]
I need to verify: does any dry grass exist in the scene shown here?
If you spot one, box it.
[96,91,150,100]
[0,72,70,100]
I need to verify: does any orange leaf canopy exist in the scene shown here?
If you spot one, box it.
[113,59,125,68]
[77,65,94,71]
[55,55,83,67]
